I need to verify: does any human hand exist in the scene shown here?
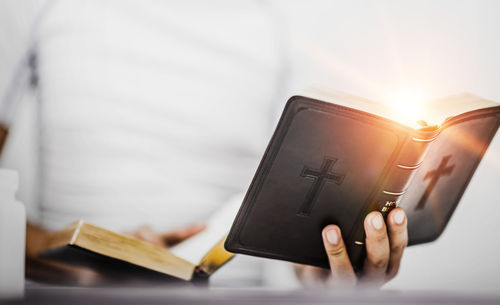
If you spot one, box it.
[129,224,206,248]
[25,223,206,286]
[294,208,408,289]
[26,223,103,286]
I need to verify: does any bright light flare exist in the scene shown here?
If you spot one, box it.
[387,87,427,127]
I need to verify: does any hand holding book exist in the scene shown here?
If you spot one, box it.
[295,209,407,288]
[225,91,500,275]
[35,91,499,287]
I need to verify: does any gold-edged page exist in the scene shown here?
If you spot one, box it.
[48,221,196,281]
[197,235,235,275]
[169,200,240,266]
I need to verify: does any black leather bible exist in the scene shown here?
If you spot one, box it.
[225,90,500,272]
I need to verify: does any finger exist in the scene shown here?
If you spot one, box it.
[132,226,165,248]
[293,264,330,288]
[162,224,206,246]
[362,211,390,283]
[322,225,356,287]
[386,208,408,280]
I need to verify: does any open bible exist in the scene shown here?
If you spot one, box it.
[225,90,500,272]
[40,202,239,282]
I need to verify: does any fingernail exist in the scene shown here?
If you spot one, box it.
[371,213,384,230]
[393,209,405,225]
[326,229,339,245]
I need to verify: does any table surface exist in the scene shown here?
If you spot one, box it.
[2,282,500,305]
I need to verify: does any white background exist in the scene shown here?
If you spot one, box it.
[1,0,499,293]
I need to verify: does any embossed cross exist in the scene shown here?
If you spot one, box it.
[298,157,345,216]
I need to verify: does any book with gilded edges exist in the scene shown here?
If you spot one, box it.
[40,201,239,282]
[225,90,500,272]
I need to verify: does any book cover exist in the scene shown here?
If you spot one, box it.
[225,92,500,272]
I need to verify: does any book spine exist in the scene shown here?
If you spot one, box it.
[347,128,439,273]
[375,128,439,217]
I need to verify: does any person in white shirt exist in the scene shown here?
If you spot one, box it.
[4,0,408,288]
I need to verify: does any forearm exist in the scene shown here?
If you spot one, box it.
[25,222,103,285]
[25,222,55,281]
[25,222,50,259]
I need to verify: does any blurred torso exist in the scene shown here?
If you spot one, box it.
[37,0,285,232]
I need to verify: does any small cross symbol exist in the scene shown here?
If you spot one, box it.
[415,155,455,210]
[297,157,345,216]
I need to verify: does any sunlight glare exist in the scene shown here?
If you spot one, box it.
[387,87,426,127]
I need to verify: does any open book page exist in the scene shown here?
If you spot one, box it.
[169,195,242,265]
[301,88,499,129]
[44,221,197,281]
[423,93,500,125]
[300,87,403,125]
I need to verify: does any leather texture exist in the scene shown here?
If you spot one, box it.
[225,95,500,272]
[403,108,500,244]
[225,96,411,271]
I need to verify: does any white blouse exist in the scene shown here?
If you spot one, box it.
[35,0,288,234]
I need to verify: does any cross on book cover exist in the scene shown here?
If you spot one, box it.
[225,90,500,272]
[298,157,345,217]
